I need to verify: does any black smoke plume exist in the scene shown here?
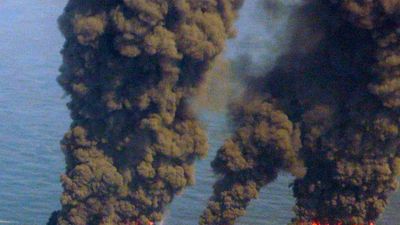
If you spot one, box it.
[48,1,243,224]
[201,0,400,224]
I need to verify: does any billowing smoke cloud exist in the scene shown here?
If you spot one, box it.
[48,1,243,224]
[199,94,305,225]
[201,0,400,224]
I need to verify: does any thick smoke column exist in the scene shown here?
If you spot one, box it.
[199,94,305,225]
[201,0,400,224]
[292,1,400,223]
[49,1,243,224]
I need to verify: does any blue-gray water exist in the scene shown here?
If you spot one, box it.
[0,1,398,225]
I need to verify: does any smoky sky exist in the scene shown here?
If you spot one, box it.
[49,1,400,225]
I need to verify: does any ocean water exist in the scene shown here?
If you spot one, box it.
[0,1,398,225]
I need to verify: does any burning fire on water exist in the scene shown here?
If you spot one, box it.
[303,221,375,225]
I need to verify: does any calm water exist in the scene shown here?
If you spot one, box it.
[0,1,398,225]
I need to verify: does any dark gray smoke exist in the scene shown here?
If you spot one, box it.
[201,1,400,224]
[48,1,243,224]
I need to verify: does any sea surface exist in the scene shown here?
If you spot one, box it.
[0,1,398,225]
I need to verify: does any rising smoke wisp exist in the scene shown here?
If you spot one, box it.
[49,1,243,224]
[201,0,400,224]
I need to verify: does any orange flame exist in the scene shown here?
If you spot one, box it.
[308,221,374,225]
